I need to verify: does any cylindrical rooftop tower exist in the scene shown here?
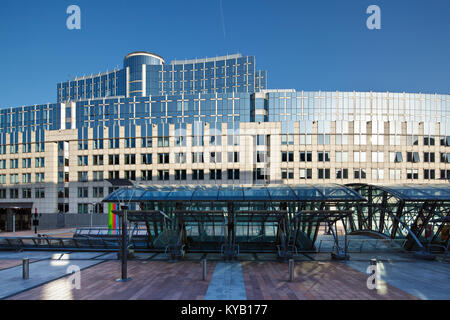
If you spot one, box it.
[124,51,164,98]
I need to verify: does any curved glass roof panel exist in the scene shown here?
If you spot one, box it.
[103,184,367,202]
[267,186,297,201]
[347,184,450,201]
[217,186,244,201]
[316,184,362,200]
[243,186,271,201]
[141,186,173,201]
[192,186,221,201]
[379,184,450,201]
[166,186,195,201]
[291,185,326,201]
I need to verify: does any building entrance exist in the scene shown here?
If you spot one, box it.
[0,205,32,233]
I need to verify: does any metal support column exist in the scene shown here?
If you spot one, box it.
[117,206,131,282]
[22,258,29,279]
[288,259,294,282]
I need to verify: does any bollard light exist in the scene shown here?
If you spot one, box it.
[201,259,207,281]
[22,258,29,279]
[288,259,294,282]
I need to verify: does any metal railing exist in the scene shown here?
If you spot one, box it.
[315,238,406,253]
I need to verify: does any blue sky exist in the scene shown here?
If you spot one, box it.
[0,0,449,107]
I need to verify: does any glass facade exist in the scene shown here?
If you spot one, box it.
[0,50,449,216]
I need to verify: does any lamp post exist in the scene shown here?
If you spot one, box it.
[116,204,131,282]
[32,208,40,234]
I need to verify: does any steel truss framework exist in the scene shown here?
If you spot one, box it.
[103,185,366,256]
[346,184,450,251]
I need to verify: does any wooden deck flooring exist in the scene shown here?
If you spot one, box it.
[0,260,29,271]
[242,261,419,300]
[8,260,216,300]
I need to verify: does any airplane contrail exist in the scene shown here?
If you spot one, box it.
[219,0,226,38]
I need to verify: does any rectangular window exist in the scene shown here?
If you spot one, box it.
[299,168,312,179]
[22,173,31,183]
[35,173,45,183]
[389,152,403,163]
[440,170,450,180]
[93,171,104,181]
[440,153,450,163]
[22,188,32,199]
[142,136,153,148]
[423,169,435,180]
[406,135,419,146]
[158,153,170,164]
[423,152,435,163]
[23,143,31,153]
[227,169,240,180]
[407,152,420,163]
[281,152,294,162]
[93,139,104,150]
[10,159,18,169]
[336,152,348,163]
[192,152,204,164]
[108,171,119,180]
[192,169,204,180]
[317,168,330,179]
[406,169,419,180]
[318,152,330,162]
[175,152,186,164]
[256,135,266,146]
[141,154,152,165]
[141,170,152,181]
[299,152,312,162]
[10,174,19,184]
[371,169,384,180]
[371,152,384,163]
[281,168,294,180]
[10,188,19,199]
[125,154,136,165]
[93,187,104,198]
[58,187,69,199]
[354,169,367,179]
[108,154,120,165]
[210,152,222,164]
[209,134,222,146]
[125,137,136,149]
[77,156,88,166]
[389,169,402,180]
[78,187,89,198]
[93,155,104,166]
[22,158,31,168]
[354,152,367,162]
[209,169,222,181]
[35,188,45,199]
[158,170,169,181]
[124,170,136,180]
[158,137,169,147]
[77,203,89,214]
[336,169,348,179]
[175,170,187,181]
[227,152,240,163]
[78,171,88,182]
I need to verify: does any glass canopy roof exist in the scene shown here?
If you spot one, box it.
[103,184,366,203]
[372,184,450,201]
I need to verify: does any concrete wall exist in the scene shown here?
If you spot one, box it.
[38,213,109,230]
